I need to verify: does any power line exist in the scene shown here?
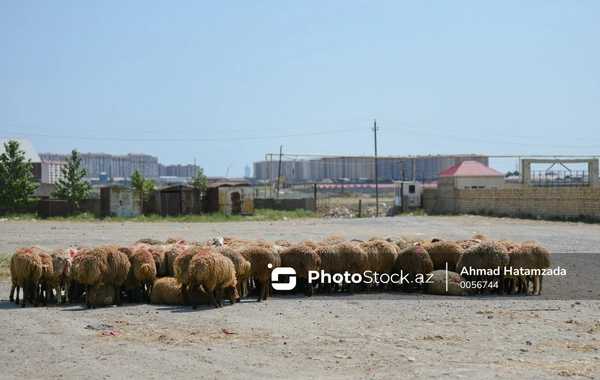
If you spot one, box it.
[4,127,367,142]
[0,119,371,135]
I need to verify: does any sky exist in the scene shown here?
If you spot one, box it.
[1,1,598,178]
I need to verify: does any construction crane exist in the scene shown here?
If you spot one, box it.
[225,163,233,178]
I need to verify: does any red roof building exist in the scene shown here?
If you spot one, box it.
[438,161,503,177]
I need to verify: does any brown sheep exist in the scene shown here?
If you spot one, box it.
[359,240,398,292]
[423,270,476,296]
[173,245,211,304]
[274,238,294,247]
[395,245,434,293]
[331,242,368,295]
[130,248,157,302]
[456,241,510,294]
[422,241,464,272]
[278,244,321,296]
[134,238,164,246]
[314,244,343,295]
[507,242,552,295]
[49,249,73,305]
[239,246,281,302]
[215,246,251,300]
[188,250,237,309]
[38,251,55,306]
[151,277,210,305]
[320,236,347,246]
[72,246,131,308]
[10,247,44,307]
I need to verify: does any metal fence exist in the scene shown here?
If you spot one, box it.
[531,170,589,187]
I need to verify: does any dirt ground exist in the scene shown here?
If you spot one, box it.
[1,215,599,379]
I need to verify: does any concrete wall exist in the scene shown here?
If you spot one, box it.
[423,187,600,220]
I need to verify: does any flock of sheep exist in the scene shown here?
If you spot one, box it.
[8,234,552,309]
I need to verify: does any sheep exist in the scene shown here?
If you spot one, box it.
[385,235,407,251]
[173,245,211,304]
[188,250,237,309]
[495,238,520,253]
[472,234,488,241]
[150,277,211,305]
[165,237,185,245]
[455,239,483,250]
[134,238,164,246]
[278,244,321,296]
[455,241,510,294]
[401,236,427,245]
[367,235,386,242]
[127,248,157,302]
[239,246,281,302]
[147,245,169,278]
[314,244,343,295]
[9,247,44,307]
[164,241,188,277]
[297,239,319,250]
[506,242,552,295]
[274,238,294,247]
[395,244,434,293]
[320,236,347,246]
[330,242,368,295]
[49,249,73,305]
[72,246,131,308]
[422,270,476,296]
[92,283,115,307]
[38,251,55,306]
[214,246,251,300]
[359,240,398,292]
[422,241,464,272]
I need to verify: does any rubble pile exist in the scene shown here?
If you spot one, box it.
[323,207,354,219]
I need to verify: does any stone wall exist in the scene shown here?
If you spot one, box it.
[423,187,600,220]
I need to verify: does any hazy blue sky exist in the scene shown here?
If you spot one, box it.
[1,1,598,177]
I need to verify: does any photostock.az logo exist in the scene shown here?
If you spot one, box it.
[269,263,296,291]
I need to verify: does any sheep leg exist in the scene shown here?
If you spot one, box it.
[55,284,62,305]
[257,282,266,302]
[64,282,70,305]
[14,285,21,306]
[10,283,16,304]
[181,284,189,305]
[305,278,313,297]
[538,276,543,295]
[85,284,91,308]
[32,281,40,307]
[114,285,122,306]
[190,281,198,309]
[207,287,219,308]
[216,288,224,308]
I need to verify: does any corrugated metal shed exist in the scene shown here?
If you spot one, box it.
[205,181,254,215]
[100,187,143,218]
[154,185,201,217]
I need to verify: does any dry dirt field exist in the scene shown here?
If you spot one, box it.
[1,215,599,379]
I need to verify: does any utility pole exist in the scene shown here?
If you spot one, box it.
[276,146,283,198]
[373,119,379,217]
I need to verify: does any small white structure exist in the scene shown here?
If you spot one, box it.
[394,181,421,209]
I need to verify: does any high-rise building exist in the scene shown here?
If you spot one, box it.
[253,155,489,182]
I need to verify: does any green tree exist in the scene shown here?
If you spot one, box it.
[0,140,39,213]
[51,149,92,215]
[188,167,209,197]
[130,169,155,203]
